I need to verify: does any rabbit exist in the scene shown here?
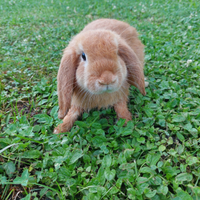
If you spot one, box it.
[54,18,146,134]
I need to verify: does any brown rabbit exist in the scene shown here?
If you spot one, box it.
[54,19,146,134]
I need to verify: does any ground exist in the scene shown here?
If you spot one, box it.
[0,0,200,199]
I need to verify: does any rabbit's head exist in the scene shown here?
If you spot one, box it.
[75,30,127,95]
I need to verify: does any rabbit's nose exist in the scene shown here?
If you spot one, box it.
[98,79,116,85]
[98,71,117,85]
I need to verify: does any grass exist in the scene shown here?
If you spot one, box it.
[0,0,200,199]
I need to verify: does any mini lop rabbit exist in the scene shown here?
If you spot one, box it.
[54,19,146,134]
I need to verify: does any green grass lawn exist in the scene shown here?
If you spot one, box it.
[0,0,200,199]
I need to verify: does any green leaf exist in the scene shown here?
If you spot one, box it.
[100,145,109,154]
[38,99,48,105]
[183,123,192,130]
[19,127,34,137]
[33,114,53,124]
[0,176,7,185]
[3,161,16,177]
[158,185,168,195]
[137,177,148,184]
[137,137,145,144]
[86,166,91,172]
[83,154,90,163]
[124,149,134,159]
[157,161,163,168]
[92,135,107,147]
[89,186,98,193]
[96,167,106,185]
[116,178,123,188]
[192,186,200,197]
[190,108,200,116]
[91,122,102,129]
[75,121,88,128]
[152,176,162,185]
[172,114,186,122]
[0,138,11,144]
[21,194,31,200]
[186,156,199,165]
[127,188,136,200]
[119,163,134,170]
[158,145,166,152]
[175,173,193,182]
[175,188,193,200]
[66,178,76,187]
[159,80,169,90]
[176,133,185,142]
[177,144,184,154]
[102,154,112,168]
[137,183,149,195]
[97,186,106,196]
[117,152,127,164]
[104,168,116,181]
[183,123,198,137]
[158,118,166,127]
[69,149,83,165]
[146,153,161,167]
[122,129,133,136]
[40,188,48,197]
[117,118,126,127]
[109,186,119,195]
[50,105,59,118]
[144,188,156,198]
[144,106,153,117]
[140,167,156,175]
[168,149,177,156]
[172,197,182,200]
[163,166,179,179]
[22,150,42,159]
[13,168,29,186]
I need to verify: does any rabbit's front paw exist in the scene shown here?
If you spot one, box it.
[53,124,68,134]
[53,124,63,134]
[58,109,67,119]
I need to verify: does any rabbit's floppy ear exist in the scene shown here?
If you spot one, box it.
[57,46,78,119]
[118,39,146,95]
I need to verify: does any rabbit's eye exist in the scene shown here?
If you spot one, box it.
[81,52,86,61]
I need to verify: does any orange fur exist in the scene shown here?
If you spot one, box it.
[114,99,132,122]
[54,106,83,133]
[54,19,146,133]
[57,46,78,119]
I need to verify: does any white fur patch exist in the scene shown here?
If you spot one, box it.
[53,129,58,134]
[78,43,83,52]
[145,81,149,87]
[118,59,127,82]
[114,37,118,48]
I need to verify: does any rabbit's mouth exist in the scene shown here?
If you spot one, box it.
[87,83,120,95]
[101,85,118,94]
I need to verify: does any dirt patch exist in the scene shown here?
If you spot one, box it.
[0,184,50,200]
[16,101,40,117]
